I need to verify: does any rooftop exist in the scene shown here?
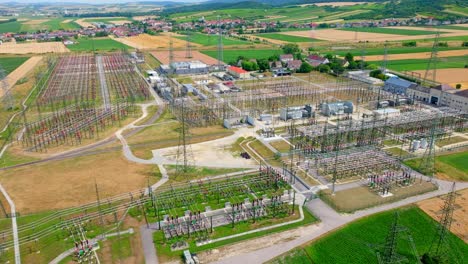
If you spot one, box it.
[229,66,248,74]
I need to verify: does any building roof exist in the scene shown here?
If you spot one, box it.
[434,84,456,92]
[385,76,416,88]
[229,66,248,74]
[455,89,468,98]
[287,60,302,69]
[307,55,326,61]
[280,54,294,60]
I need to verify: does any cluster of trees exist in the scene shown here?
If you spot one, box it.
[0,18,17,25]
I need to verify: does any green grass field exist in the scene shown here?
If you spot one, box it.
[372,56,468,71]
[404,150,468,181]
[339,27,447,36]
[331,46,466,57]
[270,207,468,264]
[176,32,250,46]
[0,21,21,33]
[256,33,320,43]
[67,37,131,52]
[0,57,29,74]
[42,18,80,31]
[202,49,283,64]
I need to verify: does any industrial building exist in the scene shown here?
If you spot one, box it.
[160,60,209,75]
[383,76,417,95]
[407,84,468,112]
[223,115,255,129]
[321,101,354,116]
[227,66,250,79]
[347,70,384,86]
[279,105,314,121]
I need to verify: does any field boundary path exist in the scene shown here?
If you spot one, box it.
[0,184,21,264]
[96,55,111,110]
[0,56,43,98]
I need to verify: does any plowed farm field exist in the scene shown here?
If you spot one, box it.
[284,27,468,42]
[413,68,468,89]
[365,49,468,61]
[112,33,194,49]
[417,188,468,243]
[151,50,219,65]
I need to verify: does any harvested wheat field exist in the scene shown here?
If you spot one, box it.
[75,18,94,28]
[112,33,194,49]
[413,68,468,89]
[365,49,468,61]
[417,188,468,242]
[0,42,69,54]
[110,20,131,25]
[151,50,219,65]
[0,151,159,213]
[1,56,42,97]
[284,28,468,42]
[133,15,159,21]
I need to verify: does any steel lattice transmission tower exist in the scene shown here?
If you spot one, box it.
[175,99,194,178]
[0,68,13,110]
[377,212,419,264]
[169,33,174,68]
[423,31,440,86]
[185,30,192,59]
[418,118,438,181]
[217,15,224,71]
[430,182,457,258]
[380,41,389,75]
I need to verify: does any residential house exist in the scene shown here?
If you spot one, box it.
[280,54,294,63]
[287,60,302,71]
[307,55,329,67]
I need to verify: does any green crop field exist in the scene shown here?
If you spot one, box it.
[176,32,250,46]
[202,49,283,64]
[339,27,447,36]
[330,46,466,57]
[42,18,80,31]
[404,150,468,181]
[256,33,320,43]
[437,151,468,173]
[0,21,21,33]
[371,56,468,71]
[67,37,131,52]
[409,25,468,31]
[0,57,29,74]
[270,207,468,264]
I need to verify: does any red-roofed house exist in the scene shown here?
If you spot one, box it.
[307,55,329,67]
[287,60,303,71]
[280,54,294,63]
[228,66,250,79]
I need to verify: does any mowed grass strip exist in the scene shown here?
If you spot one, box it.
[339,27,447,35]
[331,46,466,57]
[0,56,29,74]
[270,207,468,264]
[201,49,283,64]
[257,33,320,42]
[374,56,468,71]
[67,37,131,52]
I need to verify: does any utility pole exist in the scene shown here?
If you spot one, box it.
[423,31,440,86]
[176,99,194,178]
[94,179,104,225]
[217,15,224,71]
[430,182,457,258]
[418,118,438,182]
